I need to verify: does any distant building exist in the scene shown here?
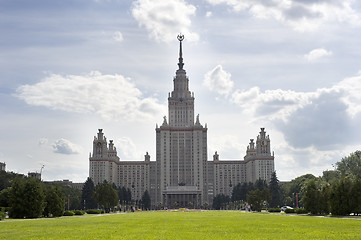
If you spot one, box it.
[0,162,5,171]
[28,172,41,180]
[89,36,275,208]
[45,179,84,190]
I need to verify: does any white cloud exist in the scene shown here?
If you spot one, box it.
[113,31,124,42]
[274,141,343,180]
[206,11,212,17]
[132,0,199,43]
[332,74,361,117]
[205,0,360,31]
[276,90,355,149]
[203,65,234,96]
[16,71,166,122]
[231,87,312,121]
[114,137,142,160]
[208,134,245,160]
[52,138,82,154]
[38,138,48,146]
[228,72,361,150]
[304,48,332,61]
[231,73,361,122]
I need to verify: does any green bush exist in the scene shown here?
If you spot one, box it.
[86,209,102,214]
[295,208,308,214]
[63,210,74,216]
[74,210,85,215]
[0,211,5,220]
[268,208,281,212]
[284,208,295,214]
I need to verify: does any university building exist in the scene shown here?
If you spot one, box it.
[89,36,274,208]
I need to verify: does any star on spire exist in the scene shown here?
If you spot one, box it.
[177,34,184,70]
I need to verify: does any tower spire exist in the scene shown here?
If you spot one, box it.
[177,34,184,70]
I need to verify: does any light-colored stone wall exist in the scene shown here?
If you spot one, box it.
[0,162,5,171]
[88,39,275,207]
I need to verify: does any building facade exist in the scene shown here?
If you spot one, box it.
[28,172,41,180]
[0,162,5,171]
[89,36,274,208]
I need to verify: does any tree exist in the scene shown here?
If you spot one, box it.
[247,189,271,212]
[350,178,361,215]
[0,187,11,207]
[61,185,82,210]
[8,178,24,218]
[44,186,65,217]
[303,180,319,214]
[330,178,353,215]
[321,170,339,185]
[282,174,316,208]
[126,188,132,204]
[212,194,230,210]
[118,187,132,206]
[141,190,151,210]
[0,171,25,191]
[81,177,97,210]
[22,178,46,218]
[336,151,361,179]
[231,182,254,202]
[319,184,331,215]
[255,179,268,190]
[93,181,119,212]
[269,172,281,208]
[9,177,45,218]
[231,183,242,202]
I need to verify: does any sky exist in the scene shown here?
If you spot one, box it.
[1,0,361,182]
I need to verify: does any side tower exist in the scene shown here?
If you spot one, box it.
[245,128,274,183]
[154,35,208,208]
[89,129,119,185]
[89,129,151,201]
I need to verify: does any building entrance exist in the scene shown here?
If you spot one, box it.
[163,186,201,209]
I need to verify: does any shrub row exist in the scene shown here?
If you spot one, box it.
[86,209,104,214]
[63,211,74,216]
[284,208,309,214]
[268,208,281,213]
[0,207,7,220]
[62,209,105,217]
[74,210,85,215]
[0,207,9,212]
[0,211,5,220]
[295,208,308,214]
[284,208,295,213]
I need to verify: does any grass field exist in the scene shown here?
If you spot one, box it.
[1,211,361,239]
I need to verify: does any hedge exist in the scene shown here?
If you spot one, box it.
[86,209,103,214]
[63,211,74,216]
[268,208,281,213]
[74,210,85,215]
[285,208,295,214]
[295,208,308,214]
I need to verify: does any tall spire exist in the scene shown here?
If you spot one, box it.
[177,34,184,70]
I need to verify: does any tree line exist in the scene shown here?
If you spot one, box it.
[303,151,361,215]
[6,177,65,218]
[213,172,280,211]
[0,172,151,219]
[1,150,361,217]
[82,178,151,212]
[213,150,361,215]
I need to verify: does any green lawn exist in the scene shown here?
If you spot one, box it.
[1,211,360,239]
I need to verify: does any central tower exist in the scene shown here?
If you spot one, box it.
[168,34,195,127]
[154,35,208,208]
